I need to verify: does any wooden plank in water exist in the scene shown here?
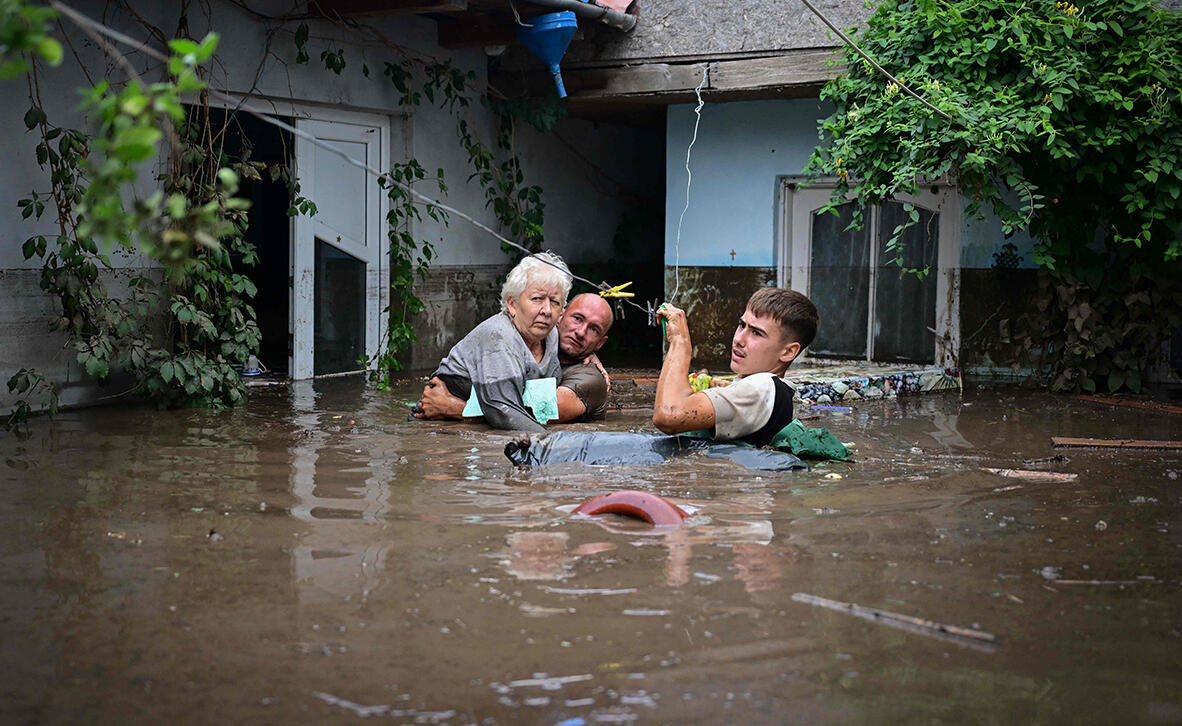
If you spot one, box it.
[1051,437,1182,450]
[982,468,1078,482]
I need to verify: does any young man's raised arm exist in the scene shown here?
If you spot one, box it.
[653,304,716,434]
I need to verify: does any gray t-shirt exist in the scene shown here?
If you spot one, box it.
[433,311,561,432]
[701,372,792,441]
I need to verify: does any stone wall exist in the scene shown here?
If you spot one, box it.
[664,265,776,370]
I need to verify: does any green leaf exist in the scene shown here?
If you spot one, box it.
[1106,369,1124,392]
[36,37,63,66]
[161,361,175,383]
[23,106,46,130]
[195,33,220,63]
[83,353,109,379]
[174,69,205,94]
[168,39,200,57]
[112,125,162,162]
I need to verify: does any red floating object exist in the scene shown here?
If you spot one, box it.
[572,490,688,525]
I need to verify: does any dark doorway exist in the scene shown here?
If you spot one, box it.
[313,238,365,375]
[196,105,294,377]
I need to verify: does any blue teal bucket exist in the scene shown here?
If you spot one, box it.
[516,11,578,98]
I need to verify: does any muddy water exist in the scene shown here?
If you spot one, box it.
[1,380,1180,724]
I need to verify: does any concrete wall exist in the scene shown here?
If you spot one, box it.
[566,0,1180,65]
[0,0,662,409]
[564,0,873,63]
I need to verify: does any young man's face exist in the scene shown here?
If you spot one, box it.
[729,307,801,376]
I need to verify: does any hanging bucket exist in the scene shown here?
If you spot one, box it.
[516,11,578,98]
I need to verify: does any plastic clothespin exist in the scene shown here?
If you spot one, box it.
[647,300,668,337]
[598,281,635,298]
[645,299,659,328]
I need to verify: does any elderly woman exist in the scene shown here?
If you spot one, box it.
[418,252,572,432]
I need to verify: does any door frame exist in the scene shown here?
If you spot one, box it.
[292,113,390,379]
[200,97,393,380]
[777,178,961,366]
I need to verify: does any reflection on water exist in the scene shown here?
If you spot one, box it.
[1,380,1181,723]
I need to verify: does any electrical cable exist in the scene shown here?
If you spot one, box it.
[669,61,712,305]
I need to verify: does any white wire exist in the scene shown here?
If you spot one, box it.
[670,62,713,304]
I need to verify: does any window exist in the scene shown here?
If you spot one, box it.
[780,181,959,366]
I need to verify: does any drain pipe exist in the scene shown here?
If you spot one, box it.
[525,0,637,32]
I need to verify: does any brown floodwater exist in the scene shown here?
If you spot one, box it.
[1,379,1180,724]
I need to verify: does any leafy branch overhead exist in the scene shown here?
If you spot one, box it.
[4,0,266,427]
[810,0,1182,393]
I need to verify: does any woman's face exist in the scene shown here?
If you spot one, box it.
[507,279,563,346]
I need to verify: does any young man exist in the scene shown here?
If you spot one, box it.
[416,292,615,424]
[653,287,818,446]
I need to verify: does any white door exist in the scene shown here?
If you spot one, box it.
[780,182,960,366]
[291,117,388,379]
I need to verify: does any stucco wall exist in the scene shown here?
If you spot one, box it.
[564,0,872,64]
[0,0,662,409]
[664,98,1036,271]
[663,97,1041,370]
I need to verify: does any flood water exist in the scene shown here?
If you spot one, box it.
[2,379,1180,724]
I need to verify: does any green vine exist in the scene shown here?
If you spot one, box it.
[293,21,555,386]
[6,16,268,428]
[3,3,561,425]
[808,0,1182,393]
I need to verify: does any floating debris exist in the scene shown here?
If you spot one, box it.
[982,468,1077,482]
[792,592,997,651]
[506,673,594,689]
[540,586,637,596]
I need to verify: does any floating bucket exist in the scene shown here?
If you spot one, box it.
[573,490,689,526]
[516,11,578,98]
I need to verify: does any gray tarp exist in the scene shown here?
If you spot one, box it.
[505,432,809,472]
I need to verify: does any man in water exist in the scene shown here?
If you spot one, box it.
[653,287,818,445]
[416,292,615,424]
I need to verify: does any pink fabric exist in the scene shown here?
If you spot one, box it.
[595,0,633,12]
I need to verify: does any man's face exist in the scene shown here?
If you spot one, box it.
[730,307,801,376]
[558,296,612,358]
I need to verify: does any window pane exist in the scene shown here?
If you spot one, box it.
[314,138,369,246]
[809,202,870,358]
[874,202,938,362]
[314,239,365,375]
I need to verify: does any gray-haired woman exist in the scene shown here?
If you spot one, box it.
[417,252,572,432]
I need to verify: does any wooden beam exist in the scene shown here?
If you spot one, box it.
[309,0,467,17]
[1051,437,1182,450]
[567,63,705,97]
[491,50,844,103]
[709,50,841,91]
